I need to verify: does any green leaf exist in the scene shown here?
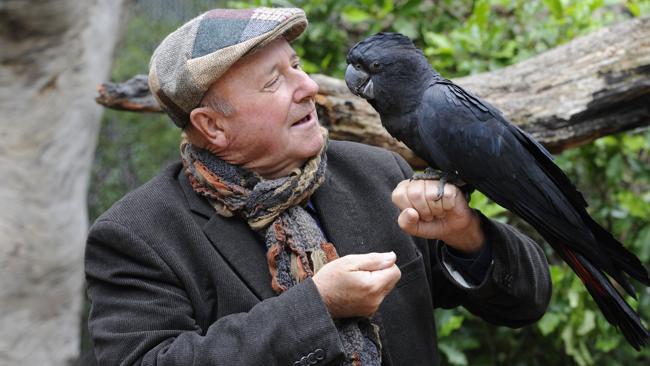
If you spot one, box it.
[538,312,562,335]
[439,314,464,337]
[543,0,564,18]
[451,30,482,50]
[380,0,395,16]
[578,340,594,365]
[561,325,592,366]
[617,191,650,219]
[470,0,490,30]
[550,265,566,285]
[393,17,419,39]
[341,7,371,23]
[300,58,319,74]
[634,226,650,262]
[469,191,508,218]
[577,310,595,335]
[492,40,517,59]
[568,287,580,308]
[622,134,646,153]
[588,0,605,13]
[399,0,423,13]
[594,135,617,148]
[595,333,620,352]
[605,154,623,181]
[439,343,468,366]
[423,31,453,50]
[627,2,641,17]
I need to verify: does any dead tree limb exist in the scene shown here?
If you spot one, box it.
[96,16,650,168]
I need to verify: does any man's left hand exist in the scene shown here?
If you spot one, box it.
[391,179,485,254]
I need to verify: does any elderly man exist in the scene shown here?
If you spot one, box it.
[85,7,551,366]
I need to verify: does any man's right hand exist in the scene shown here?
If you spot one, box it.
[312,252,401,319]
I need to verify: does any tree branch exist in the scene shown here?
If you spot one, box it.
[96,16,650,168]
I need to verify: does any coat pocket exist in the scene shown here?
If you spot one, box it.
[396,251,425,288]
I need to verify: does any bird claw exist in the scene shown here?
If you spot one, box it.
[411,167,443,181]
[434,176,446,201]
[411,168,472,202]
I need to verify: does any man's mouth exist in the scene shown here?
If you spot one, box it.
[292,111,314,127]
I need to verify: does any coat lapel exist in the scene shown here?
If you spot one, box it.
[202,216,276,300]
[179,170,276,301]
[311,165,365,257]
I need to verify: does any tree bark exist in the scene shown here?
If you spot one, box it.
[0,1,124,365]
[96,15,650,168]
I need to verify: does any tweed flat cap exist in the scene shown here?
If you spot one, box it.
[149,7,308,128]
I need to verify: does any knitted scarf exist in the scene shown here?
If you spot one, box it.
[180,128,381,366]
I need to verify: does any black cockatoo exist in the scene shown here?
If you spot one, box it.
[345,32,649,349]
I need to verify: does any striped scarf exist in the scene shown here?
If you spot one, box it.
[180,128,381,365]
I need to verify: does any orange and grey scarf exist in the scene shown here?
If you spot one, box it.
[180,128,381,365]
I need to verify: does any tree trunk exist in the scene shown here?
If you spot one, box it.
[95,15,650,168]
[0,1,124,365]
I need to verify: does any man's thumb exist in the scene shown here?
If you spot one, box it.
[350,252,396,271]
[398,208,421,236]
[398,208,443,239]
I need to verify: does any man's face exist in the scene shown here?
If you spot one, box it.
[210,38,323,179]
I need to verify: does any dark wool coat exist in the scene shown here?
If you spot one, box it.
[86,140,551,366]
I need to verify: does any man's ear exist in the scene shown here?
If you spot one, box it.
[189,107,228,149]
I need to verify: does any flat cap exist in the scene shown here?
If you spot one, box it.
[149,7,308,128]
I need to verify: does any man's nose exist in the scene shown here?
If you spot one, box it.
[293,70,319,103]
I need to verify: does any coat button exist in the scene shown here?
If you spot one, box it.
[314,348,325,360]
[307,352,318,364]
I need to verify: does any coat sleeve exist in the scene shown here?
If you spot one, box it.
[434,214,552,327]
[85,219,345,366]
[390,152,551,328]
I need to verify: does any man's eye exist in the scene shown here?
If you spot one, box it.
[265,76,280,88]
[292,62,302,70]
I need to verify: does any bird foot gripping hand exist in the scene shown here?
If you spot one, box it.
[412,167,473,202]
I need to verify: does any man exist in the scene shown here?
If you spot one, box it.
[85,7,551,366]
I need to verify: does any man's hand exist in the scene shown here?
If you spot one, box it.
[392,179,485,254]
[312,252,401,319]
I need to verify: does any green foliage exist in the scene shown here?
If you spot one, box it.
[231,0,646,79]
[89,0,650,364]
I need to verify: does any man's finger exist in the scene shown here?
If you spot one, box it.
[423,180,443,217]
[405,180,434,221]
[391,180,411,210]
[397,208,420,236]
[342,252,397,271]
[398,207,444,239]
[369,264,402,290]
[426,181,460,216]
[441,183,458,211]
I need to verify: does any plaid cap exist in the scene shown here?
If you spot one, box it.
[149,8,308,128]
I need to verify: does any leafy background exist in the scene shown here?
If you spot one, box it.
[89,0,650,364]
